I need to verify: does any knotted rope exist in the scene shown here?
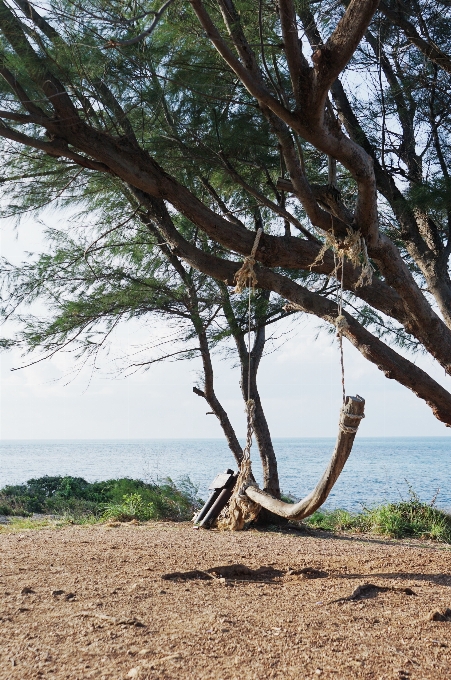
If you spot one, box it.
[310,227,373,289]
[217,399,260,530]
[308,221,374,403]
[338,407,365,434]
[233,228,263,293]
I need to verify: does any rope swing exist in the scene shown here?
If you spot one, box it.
[215,224,366,530]
[331,231,366,434]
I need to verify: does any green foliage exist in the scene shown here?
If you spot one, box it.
[0,475,202,522]
[305,508,359,532]
[102,493,156,522]
[305,490,451,543]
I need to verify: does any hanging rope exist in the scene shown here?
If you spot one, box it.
[217,229,263,530]
[330,226,366,432]
[333,245,347,404]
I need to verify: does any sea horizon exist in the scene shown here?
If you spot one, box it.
[2,435,450,441]
[1,436,449,511]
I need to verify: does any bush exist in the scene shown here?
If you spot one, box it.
[305,489,451,543]
[0,475,202,522]
[306,508,361,532]
[103,477,201,522]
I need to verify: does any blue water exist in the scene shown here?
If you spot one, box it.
[0,438,449,511]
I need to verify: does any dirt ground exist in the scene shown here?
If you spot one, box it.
[0,522,450,680]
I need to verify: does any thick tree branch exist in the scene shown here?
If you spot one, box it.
[0,0,78,120]
[0,65,48,117]
[12,0,60,41]
[278,0,310,104]
[0,123,110,172]
[145,193,451,425]
[314,0,380,95]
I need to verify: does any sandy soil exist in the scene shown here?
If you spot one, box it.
[0,522,450,679]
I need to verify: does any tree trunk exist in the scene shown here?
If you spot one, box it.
[220,285,281,497]
[142,215,244,467]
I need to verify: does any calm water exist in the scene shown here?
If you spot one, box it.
[0,438,450,511]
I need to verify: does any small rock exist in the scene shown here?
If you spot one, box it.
[127,668,140,678]
[138,649,150,656]
[65,592,76,601]
[21,587,35,595]
[426,611,447,621]
[400,587,416,596]
[52,590,65,597]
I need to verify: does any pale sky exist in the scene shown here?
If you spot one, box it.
[1,213,450,440]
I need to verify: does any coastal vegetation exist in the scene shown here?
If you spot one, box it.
[1,475,450,544]
[307,495,451,544]
[0,475,202,522]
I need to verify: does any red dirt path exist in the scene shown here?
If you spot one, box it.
[1,522,450,679]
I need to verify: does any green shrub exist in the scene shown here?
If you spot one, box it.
[305,489,451,543]
[103,493,154,522]
[102,477,202,522]
[361,498,451,542]
[0,475,202,522]
[306,508,361,532]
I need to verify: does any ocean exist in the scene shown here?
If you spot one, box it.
[1,437,450,511]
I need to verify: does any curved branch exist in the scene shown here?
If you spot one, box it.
[105,0,176,48]
[245,395,365,519]
[135,192,451,427]
[316,0,380,93]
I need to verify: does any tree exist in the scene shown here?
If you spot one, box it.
[1,0,450,520]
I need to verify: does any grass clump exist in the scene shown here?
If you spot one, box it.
[305,489,451,543]
[0,475,202,523]
[305,508,361,533]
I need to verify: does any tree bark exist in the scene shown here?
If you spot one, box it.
[220,285,281,496]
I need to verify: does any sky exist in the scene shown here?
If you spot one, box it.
[1,213,450,440]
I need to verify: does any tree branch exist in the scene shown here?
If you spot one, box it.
[106,0,176,48]
[0,122,110,172]
[136,192,451,426]
[315,0,380,94]
[379,1,451,75]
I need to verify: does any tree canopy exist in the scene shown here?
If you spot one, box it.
[1,0,451,435]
